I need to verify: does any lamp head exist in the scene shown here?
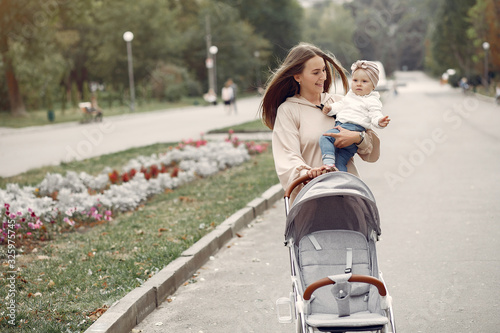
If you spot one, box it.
[123,31,134,42]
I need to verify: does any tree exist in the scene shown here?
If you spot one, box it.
[0,0,32,116]
[427,0,477,77]
[176,1,272,93]
[467,0,500,74]
[218,0,303,64]
[302,2,360,70]
[0,0,92,114]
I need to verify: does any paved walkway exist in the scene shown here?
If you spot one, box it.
[133,198,293,333]
[132,71,500,332]
[3,72,500,333]
[0,96,264,177]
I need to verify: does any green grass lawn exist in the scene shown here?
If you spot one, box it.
[0,124,277,331]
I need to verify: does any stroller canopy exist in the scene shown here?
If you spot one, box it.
[285,172,381,243]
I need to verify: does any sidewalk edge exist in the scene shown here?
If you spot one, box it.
[85,183,284,333]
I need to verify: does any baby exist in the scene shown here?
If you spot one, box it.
[319,60,390,172]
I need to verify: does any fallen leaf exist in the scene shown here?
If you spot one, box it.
[179,196,194,203]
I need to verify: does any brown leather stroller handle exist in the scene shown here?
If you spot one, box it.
[303,274,387,300]
[284,174,312,198]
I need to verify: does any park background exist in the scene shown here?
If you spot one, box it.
[1,0,499,120]
[1,0,499,332]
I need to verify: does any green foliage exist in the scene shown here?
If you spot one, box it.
[0,130,277,330]
[344,0,435,74]
[71,82,79,107]
[427,0,477,77]
[82,82,90,102]
[218,0,303,66]
[0,0,281,115]
[466,0,500,74]
[302,3,360,69]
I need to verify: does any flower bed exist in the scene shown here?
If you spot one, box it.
[0,133,268,246]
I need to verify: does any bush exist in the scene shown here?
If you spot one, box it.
[150,63,198,102]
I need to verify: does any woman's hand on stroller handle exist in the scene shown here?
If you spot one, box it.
[284,166,337,199]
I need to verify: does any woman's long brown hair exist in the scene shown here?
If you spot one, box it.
[260,43,349,129]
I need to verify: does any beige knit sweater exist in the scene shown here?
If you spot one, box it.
[272,93,380,201]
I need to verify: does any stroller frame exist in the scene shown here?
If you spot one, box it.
[276,172,396,333]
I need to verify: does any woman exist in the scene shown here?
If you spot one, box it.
[260,43,380,201]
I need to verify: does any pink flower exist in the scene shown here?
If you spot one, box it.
[26,232,32,236]
[64,217,75,226]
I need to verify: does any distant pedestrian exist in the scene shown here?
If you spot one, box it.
[221,81,235,114]
[459,77,470,94]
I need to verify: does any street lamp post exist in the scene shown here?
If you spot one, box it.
[254,51,261,89]
[123,31,136,112]
[209,45,218,94]
[482,42,490,91]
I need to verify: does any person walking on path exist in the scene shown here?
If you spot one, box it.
[260,43,380,201]
[222,80,235,115]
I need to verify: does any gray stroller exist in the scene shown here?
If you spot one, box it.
[276,172,396,332]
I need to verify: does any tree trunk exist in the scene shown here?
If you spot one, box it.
[0,34,27,116]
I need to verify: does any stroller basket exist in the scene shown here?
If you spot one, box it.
[278,172,396,333]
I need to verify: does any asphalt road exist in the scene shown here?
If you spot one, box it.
[0,97,263,177]
[133,71,500,333]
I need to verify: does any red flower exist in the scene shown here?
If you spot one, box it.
[109,170,120,184]
[129,168,137,178]
[171,167,179,178]
[151,165,159,178]
[122,173,130,182]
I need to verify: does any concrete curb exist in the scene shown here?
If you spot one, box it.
[85,183,284,333]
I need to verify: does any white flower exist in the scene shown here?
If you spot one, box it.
[0,139,255,226]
